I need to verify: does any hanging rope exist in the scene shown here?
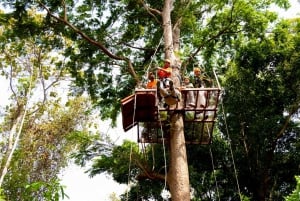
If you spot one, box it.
[209,146,221,201]
[205,123,221,201]
[213,68,221,89]
[125,34,167,200]
[126,93,137,201]
[159,115,168,191]
[155,83,168,199]
[214,67,242,200]
[220,102,242,200]
[151,144,155,171]
[142,36,164,86]
[158,112,169,200]
[143,34,168,194]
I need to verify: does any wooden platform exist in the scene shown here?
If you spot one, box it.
[121,87,221,144]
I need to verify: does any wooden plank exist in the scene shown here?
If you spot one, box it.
[121,94,136,132]
[121,91,157,132]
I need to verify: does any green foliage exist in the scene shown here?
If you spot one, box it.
[72,138,169,200]
[1,96,94,200]
[220,18,300,200]
[81,140,141,183]
[1,0,290,124]
[285,176,300,201]
[25,180,69,201]
[0,189,6,201]
[0,19,97,200]
[1,0,298,200]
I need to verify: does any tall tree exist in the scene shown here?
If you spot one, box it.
[0,15,99,200]
[74,16,300,201]
[0,0,292,200]
[220,18,300,200]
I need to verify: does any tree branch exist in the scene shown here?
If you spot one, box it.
[133,156,165,181]
[136,171,166,181]
[139,0,162,24]
[276,101,300,139]
[0,73,33,187]
[39,2,139,84]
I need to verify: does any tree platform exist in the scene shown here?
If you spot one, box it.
[121,87,221,145]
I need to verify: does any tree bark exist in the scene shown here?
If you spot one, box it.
[168,113,190,201]
[0,77,32,187]
[162,0,175,60]
[162,1,190,200]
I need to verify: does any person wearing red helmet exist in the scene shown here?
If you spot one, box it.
[156,59,181,108]
[157,59,172,80]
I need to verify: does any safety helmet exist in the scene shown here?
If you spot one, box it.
[193,67,201,72]
[164,59,171,63]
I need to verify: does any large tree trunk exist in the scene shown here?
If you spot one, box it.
[162,1,190,200]
[162,0,175,60]
[168,113,190,201]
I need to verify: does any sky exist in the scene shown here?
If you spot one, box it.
[60,163,127,201]
[271,0,300,18]
[60,116,134,201]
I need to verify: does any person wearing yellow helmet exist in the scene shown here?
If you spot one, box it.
[193,67,211,88]
[192,66,211,116]
[193,67,203,88]
[182,76,195,107]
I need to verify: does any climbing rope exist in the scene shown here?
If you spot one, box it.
[159,114,168,190]
[125,92,168,200]
[206,124,221,201]
[126,93,137,201]
[142,36,164,86]
[144,34,169,196]
[214,67,242,200]
[220,101,242,200]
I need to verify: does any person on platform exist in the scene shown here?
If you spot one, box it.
[193,67,212,88]
[157,59,172,88]
[182,76,195,107]
[156,59,181,108]
[192,67,208,109]
[146,72,157,89]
